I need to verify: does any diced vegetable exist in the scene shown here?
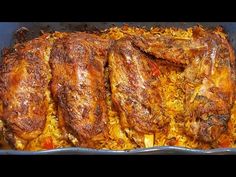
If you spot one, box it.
[144,134,154,148]
[42,137,54,149]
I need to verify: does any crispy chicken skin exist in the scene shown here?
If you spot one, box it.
[0,34,52,149]
[133,32,206,66]
[183,28,235,142]
[109,38,168,136]
[50,32,111,148]
[133,27,236,143]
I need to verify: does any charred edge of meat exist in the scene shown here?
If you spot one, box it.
[197,114,229,143]
[14,27,30,44]
[131,40,187,70]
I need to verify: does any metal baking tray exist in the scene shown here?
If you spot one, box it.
[1,22,236,155]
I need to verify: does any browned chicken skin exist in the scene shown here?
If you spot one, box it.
[133,27,236,143]
[109,38,169,146]
[50,32,111,148]
[0,34,52,149]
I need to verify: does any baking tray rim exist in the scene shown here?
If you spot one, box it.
[1,146,236,155]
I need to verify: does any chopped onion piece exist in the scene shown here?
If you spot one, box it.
[144,134,154,148]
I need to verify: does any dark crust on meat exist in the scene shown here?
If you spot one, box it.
[132,31,207,66]
[0,34,52,145]
[50,32,111,148]
[109,38,169,134]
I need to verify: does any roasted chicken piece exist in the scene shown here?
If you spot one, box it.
[109,38,168,147]
[133,26,236,143]
[0,34,53,149]
[50,32,111,148]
